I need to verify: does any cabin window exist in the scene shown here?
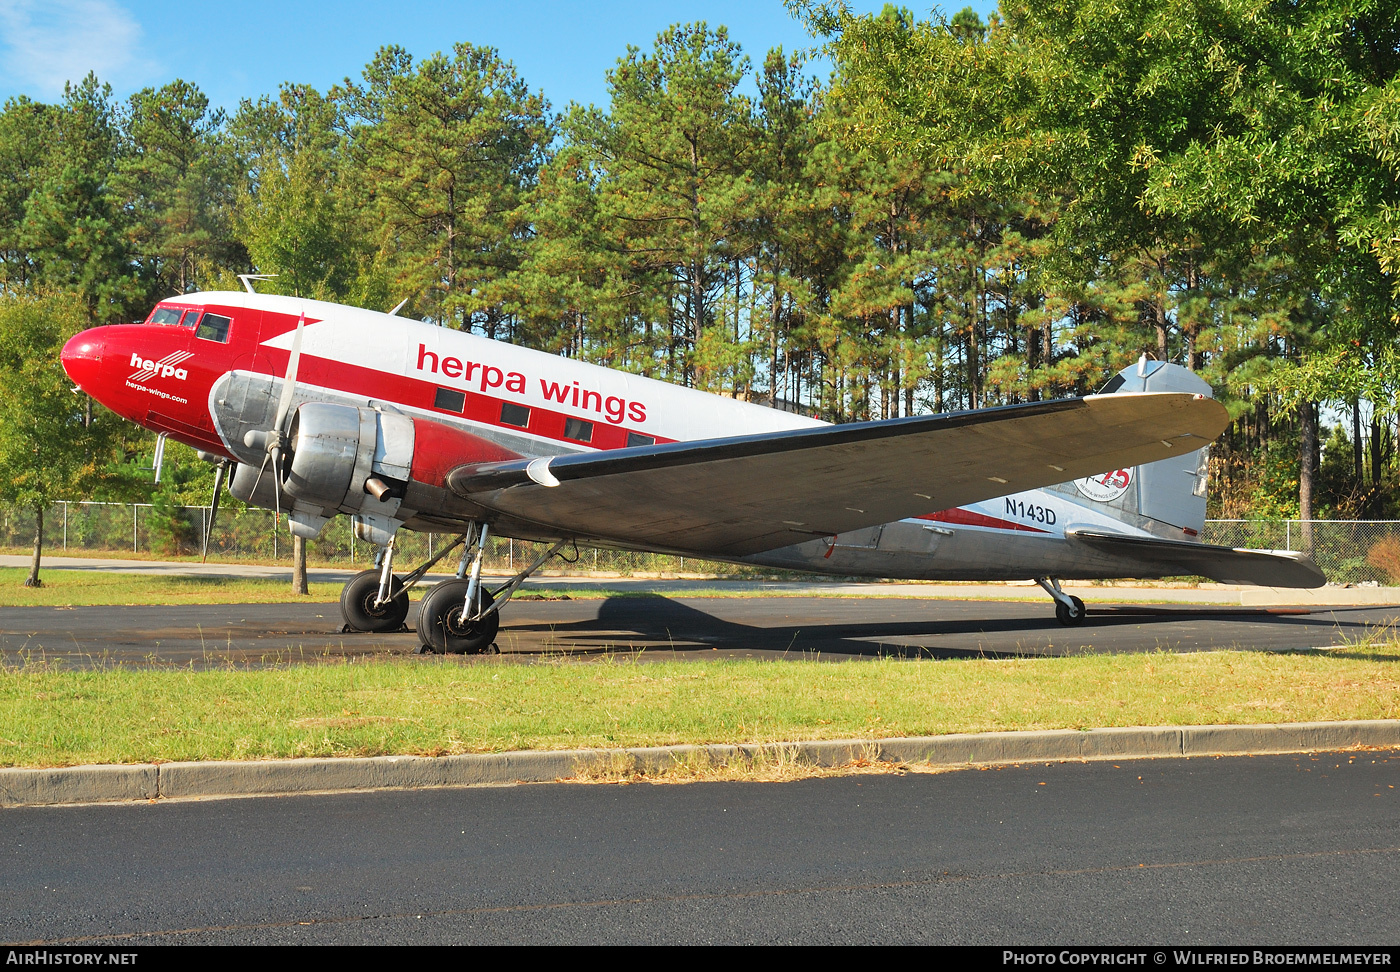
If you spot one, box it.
[563,417,593,443]
[626,432,655,448]
[194,312,232,343]
[500,402,530,428]
[434,387,466,413]
[148,306,184,326]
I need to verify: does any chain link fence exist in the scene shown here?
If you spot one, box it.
[0,502,716,576]
[1200,520,1400,585]
[3,503,1400,584]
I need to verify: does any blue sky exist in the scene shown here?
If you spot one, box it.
[0,1,998,114]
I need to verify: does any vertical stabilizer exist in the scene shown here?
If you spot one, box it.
[1059,358,1212,537]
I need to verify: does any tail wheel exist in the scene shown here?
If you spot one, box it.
[340,569,409,632]
[1054,595,1087,627]
[416,579,500,654]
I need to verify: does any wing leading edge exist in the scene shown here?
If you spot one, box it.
[446,392,1230,557]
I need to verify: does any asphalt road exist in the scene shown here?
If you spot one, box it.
[2,751,1396,945]
[1,596,1397,668]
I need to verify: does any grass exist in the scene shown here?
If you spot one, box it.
[0,568,622,606]
[0,568,349,605]
[0,643,1397,768]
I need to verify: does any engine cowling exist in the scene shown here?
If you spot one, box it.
[229,402,521,539]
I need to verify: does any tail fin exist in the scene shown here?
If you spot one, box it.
[1059,357,1212,538]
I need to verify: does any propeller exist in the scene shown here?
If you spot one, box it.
[201,459,230,563]
[244,310,306,523]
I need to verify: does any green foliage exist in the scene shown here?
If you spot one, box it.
[551,24,758,385]
[336,44,552,329]
[117,80,243,300]
[231,85,366,301]
[0,292,118,511]
[0,12,1397,521]
[145,483,200,556]
[18,77,140,325]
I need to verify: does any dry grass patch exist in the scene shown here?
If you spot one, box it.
[566,740,903,785]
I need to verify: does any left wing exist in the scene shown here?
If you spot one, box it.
[444,392,1229,557]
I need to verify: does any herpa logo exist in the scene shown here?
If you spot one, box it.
[129,350,192,382]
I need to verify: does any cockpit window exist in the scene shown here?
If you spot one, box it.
[148,306,184,325]
[194,312,232,343]
[180,309,200,328]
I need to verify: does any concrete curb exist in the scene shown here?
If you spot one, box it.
[4,719,1398,808]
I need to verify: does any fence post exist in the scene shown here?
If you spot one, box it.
[133,504,138,553]
[1286,520,1291,552]
[62,501,67,551]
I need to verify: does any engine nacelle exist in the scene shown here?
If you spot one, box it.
[283,402,412,516]
[230,402,520,539]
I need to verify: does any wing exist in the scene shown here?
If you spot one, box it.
[446,392,1229,557]
[1066,529,1326,588]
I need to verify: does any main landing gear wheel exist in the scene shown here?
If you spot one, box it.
[1054,595,1087,627]
[416,579,500,654]
[340,569,409,632]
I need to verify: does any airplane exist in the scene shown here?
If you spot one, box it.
[59,286,1325,653]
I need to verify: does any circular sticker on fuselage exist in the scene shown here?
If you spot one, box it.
[1075,468,1133,503]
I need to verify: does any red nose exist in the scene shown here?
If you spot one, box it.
[61,329,104,390]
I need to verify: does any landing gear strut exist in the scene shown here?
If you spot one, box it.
[340,530,473,634]
[414,524,566,655]
[337,523,567,651]
[1037,577,1086,627]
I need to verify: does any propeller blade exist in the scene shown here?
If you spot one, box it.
[273,450,283,523]
[272,310,305,434]
[201,461,228,563]
[249,450,271,498]
[243,310,303,533]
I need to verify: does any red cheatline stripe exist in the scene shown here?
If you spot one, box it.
[917,508,1050,534]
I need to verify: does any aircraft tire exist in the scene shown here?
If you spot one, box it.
[340,569,409,632]
[1054,596,1087,627]
[416,580,499,654]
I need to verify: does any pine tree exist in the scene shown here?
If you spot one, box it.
[336,44,552,332]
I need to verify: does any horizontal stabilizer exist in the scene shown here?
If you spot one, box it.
[447,392,1228,557]
[1066,529,1326,588]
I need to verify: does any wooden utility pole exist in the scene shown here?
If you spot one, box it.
[292,534,309,595]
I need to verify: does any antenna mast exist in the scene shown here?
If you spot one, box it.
[238,274,278,294]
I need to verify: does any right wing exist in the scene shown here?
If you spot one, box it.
[446,392,1229,557]
[1066,529,1327,588]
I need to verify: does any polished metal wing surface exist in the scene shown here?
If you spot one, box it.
[446,392,1230,557]
[1065,529,1326,588]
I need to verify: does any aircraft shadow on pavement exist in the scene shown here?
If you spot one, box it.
[498,595,1396,661]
